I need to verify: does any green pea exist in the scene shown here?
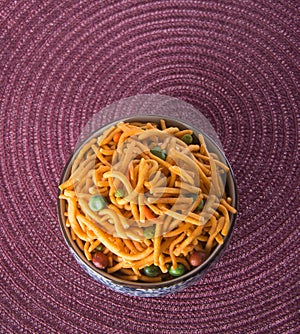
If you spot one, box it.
[181,134,193,145]
[196,199,204,211]
[143,225,156,239]
[150,146,167,161]
[89,195,106,211]
[115,188,125,198]
[143,264,161,277]
[187,194,204,211]
[168,263,186,277]
[95,245,103,252]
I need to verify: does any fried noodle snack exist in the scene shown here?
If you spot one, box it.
[59,120,236,282]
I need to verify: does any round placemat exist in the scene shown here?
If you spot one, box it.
[0,1,299,333]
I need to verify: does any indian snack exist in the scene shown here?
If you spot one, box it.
[59,119,237,282]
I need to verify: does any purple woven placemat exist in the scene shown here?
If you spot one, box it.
[0,1,299,333]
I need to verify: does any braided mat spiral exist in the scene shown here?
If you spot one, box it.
[0,1,299,333]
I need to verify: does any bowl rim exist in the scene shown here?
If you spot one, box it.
[57,114,238,290]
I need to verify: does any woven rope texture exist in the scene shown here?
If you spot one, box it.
[0,1,299,333]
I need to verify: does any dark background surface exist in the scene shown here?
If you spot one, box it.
[0,1,299,333]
